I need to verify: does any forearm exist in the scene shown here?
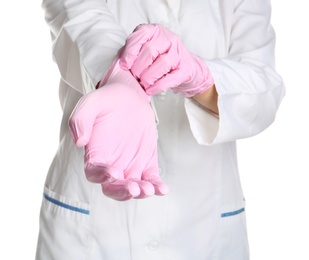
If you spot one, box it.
[192,84,219,116]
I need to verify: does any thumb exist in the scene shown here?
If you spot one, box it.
[69,90,102,147]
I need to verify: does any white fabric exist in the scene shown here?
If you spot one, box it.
[36,0,285,259]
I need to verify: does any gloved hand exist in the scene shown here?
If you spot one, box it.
[69,59,169,201]
[119,24,214,97]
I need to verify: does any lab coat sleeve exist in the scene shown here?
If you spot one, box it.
[42,0,127,94]
[185,0,285,145]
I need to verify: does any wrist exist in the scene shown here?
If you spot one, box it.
[192,84,219,115]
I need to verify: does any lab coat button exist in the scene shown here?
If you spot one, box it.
[148,240,160,251]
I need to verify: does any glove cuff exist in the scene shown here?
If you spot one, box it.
[182,55,215,98]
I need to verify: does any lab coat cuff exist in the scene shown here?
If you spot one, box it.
[185,98,219,145]
[184,60,227,145]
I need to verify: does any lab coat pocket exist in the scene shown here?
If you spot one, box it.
[36,186,91,260]
[215,203,250,260]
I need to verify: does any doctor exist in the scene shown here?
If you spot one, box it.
[36,1,285,259]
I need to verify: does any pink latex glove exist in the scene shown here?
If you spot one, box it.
[69,59,169,201]
[119,24,214,97]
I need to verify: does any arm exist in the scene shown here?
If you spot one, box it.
[42,0,127,94]
[186,0,285,145]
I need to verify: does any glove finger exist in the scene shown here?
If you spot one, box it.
[119,24,158,69]
[69,91,103,147]
[102,180,140,201]
[142,164,169,196]
[85,163,125,184]
[145,67,190,96]
[133,180,155,199]
[143,175,169,196]
[139,47,180,91]
[140,148,169,196]
[130,37,172,79]
[121,158,156,199]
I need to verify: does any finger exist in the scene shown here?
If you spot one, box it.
[133,180,155,199]
[145,67,190,96]
[69,91,103,147]
[141,149,169,196]
[130,37,172,79]
[102,180,140,201]
[142,165,169,196]
[84,163,124,183]
[119,24,158,69]
[139,48,180,91]
[143,175,169,196]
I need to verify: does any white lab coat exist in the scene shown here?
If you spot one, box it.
[36,0,285,259]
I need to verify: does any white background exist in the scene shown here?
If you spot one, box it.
[1,1,308,259]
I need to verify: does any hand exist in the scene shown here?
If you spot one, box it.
[119,24,214,97]
[69,60,169,201]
